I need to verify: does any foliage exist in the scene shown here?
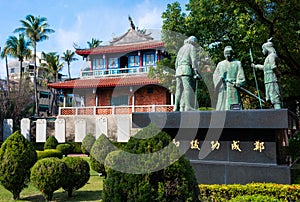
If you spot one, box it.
[30,157,67,201]
[81,133,96,155]
[229,194,280,202]
[61,49,78,79]
[102,124,200,202]
[161,0,300,112]
[5,33,31,96]
[199,183,300,201]
[56,143,72,156]
[61,157,90,197]
[36,149,63,160]
[44,135,59,150]
[90,134,115,176]
[68,142,83,154]
[0,130,37,200]
[286,131,300,161]
[14,14,55,116]
[90,155,106,177]
[87,38,102,48]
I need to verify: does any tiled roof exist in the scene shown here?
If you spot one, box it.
[48,75,159,89]
[76,41,164,55]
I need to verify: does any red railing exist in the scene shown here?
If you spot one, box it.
[59,105,174,116]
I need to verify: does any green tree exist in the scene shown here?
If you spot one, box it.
[61,157,90,197]
[81,133,96,155]
[30,157,67,201]
[0,130,37,200]
[61,49,78,79]
[162,0,300,111]
[87,38,102,48]
[5,34,31,96]
[44,135,59,150]
[0,46,11,99]
[40,52,64,115]
[102,124,200,201]
[14,14,55,117]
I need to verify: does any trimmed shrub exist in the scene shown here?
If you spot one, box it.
[32,142,44,150]
[30,157,67,201]
[68,142,82,154]
[81,133,96,155]
[61,157,90,197]
[90,155,106,176]
[90,134,115,177]
[44,136,59,150]
[56,143,72,156]
[102,124,200,202]
[0,131,37,200]
[37,149,63,160]
[229,194,280,202]
[199,183,300,201]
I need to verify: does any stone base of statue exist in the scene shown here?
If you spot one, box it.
[132,109,299,184]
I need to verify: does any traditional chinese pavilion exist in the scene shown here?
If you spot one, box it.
[48,23,174,117]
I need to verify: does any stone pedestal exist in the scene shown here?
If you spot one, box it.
[132,109,299,184]
[36,119,47,142]
[21,118,30,140]
[3,119,13,141]
[55,118,66,143]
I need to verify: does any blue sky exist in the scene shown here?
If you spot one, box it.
[0,0,189,79]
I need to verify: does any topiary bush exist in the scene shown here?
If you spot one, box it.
[56,143,72,156]
[90,134,115,177]
[68,142,82,154]
[36,149,63,160]
[0,130,37,200]
[30,157,67,201]
[81,133,96,155]
[61,157,90,197]
[44,136,59,150]
[102,124,200,202]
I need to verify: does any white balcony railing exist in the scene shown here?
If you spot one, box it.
[58,105,174,116]
[80,66,151,78]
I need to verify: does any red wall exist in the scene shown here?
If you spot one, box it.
[83,85,170,106]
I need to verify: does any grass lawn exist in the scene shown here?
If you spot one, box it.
[0,156,104,202]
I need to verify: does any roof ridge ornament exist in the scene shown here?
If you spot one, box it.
[128,15,135,30]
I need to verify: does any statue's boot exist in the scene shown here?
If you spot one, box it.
[274,103,281,110]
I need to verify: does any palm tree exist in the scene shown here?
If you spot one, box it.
[14,14,55,116]
[0,46,11,98]
[5,34,31,95]
[87,38,102,48]
[61,49,78,79]
[40,52,64,115]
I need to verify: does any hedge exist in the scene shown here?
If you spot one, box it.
[199,183,300,201]
[36,149,63,160]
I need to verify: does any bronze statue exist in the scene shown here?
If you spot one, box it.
[174,36,200,111]
[251,38,282,109]
[213,46,246,110]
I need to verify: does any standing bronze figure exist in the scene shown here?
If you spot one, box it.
[174,36,200,111]
[252,38,282,109]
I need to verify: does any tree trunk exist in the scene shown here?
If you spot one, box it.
[68,62,71,79]
[18,60,23,96]
[5,56,10,99]
[68,189,73,197]
[13,192,20,200]
[33,43,39,117]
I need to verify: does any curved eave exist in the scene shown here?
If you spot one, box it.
[48,76,160,89]
[75,41,164,56]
